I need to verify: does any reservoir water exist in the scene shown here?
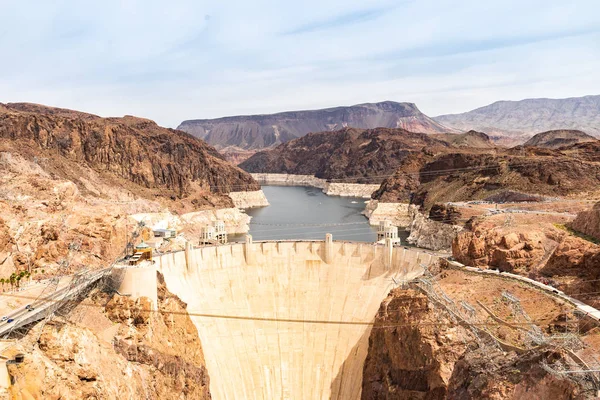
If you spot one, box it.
[243,186,379,242]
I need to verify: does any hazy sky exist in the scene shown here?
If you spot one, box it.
[1,0,599,127]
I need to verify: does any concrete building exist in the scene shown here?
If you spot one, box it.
[377,220,400,244]
[214,220,227,244]
[153,228,176,239]
[200,221,227,245]
[129,242,153,265]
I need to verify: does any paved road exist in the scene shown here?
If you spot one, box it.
[0,268,109,337]
[447,261,600,323]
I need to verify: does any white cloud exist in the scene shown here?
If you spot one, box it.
[0,0,599,126]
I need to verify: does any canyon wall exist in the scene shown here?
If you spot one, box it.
[325,183,381,198]
[251,173,379,198]
[252,173,326,188]
[7,273,211,400]
[228,190,270,209]
[362,286,589,399]
[363,200,414,227]
[406,209,463,251]
[569,201,600,241]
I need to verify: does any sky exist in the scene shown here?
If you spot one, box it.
[1,0,599,127]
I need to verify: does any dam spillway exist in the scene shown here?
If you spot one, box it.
[156,240,438,399]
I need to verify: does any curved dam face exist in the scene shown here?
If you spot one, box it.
[156,240,438,399]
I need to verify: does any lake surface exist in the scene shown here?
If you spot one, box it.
[241,186,381,242]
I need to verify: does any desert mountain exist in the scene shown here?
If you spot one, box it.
[0,103,258,210]
[178,101,458,153]
[239,127,452,182]
[374,144,600,207]
[523,129,597,149]
[430,130,495,149]
[434,95,600,139]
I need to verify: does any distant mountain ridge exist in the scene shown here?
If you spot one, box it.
[178,101,458,152]
[434,95,600,138]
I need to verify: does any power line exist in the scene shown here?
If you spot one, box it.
[0,289,586,329]
[222,158,596,190]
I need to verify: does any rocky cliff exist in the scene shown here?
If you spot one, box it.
[524,130,598,149]
[7,272,211,399]
[569,202,600,241]
[178,101,457,152]
[434,95,600,139]
[240,127,449,182]
[406,209,463,251]
[452,212,600,309]
[375,146,600,209]
[431,130,496,149]
[0,102,259,208]
[362,282,597,399]
[228,190,270,208]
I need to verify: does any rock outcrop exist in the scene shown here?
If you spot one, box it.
[452,228,549,272]
[240,127,449,182]
[362,289,469,399]
[432,130,496,148]
[228,190,270,209]
[524,129,597,149]
[362,287,589,399]
[407,209,462,251]
[7,272,211,399]
[251,173,380,198]
[451,213,600,309]
[363,201,414,227]
[0,102,259,208]
[569,202,600,241]
[179,101,457,151]
[374,147,600,209]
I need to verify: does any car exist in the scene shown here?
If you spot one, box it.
[1,316,7,321]
[7,319,14,323]
[27,307,34,312]
[25,304,31,310]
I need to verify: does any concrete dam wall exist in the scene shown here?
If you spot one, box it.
[156,239,438,399]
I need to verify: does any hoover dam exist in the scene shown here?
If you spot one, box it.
[156,236,438,399]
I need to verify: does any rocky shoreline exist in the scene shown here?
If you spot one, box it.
[228,190,269,209]
[362,200,413,227]
[250,173,380,198]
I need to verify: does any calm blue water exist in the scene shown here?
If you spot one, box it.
[243,186,378,242]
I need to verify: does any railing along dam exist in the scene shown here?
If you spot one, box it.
[156,238,438,400]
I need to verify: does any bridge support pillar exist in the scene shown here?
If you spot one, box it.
[244,234,255,265]
[325,233,333,264]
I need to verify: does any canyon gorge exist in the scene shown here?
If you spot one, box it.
[1,101,599,400]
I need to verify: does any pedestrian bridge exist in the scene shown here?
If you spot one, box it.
[156,237,438,400]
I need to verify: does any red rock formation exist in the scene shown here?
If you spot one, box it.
[240,127,449,182]
[569,202,600,242]
[0,102,259,204]
[7,272,211,399]
[362,287,594,399]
